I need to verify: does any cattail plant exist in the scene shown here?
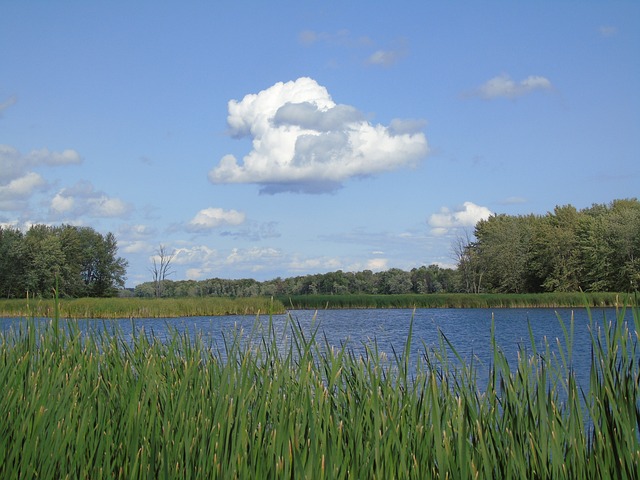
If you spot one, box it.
[0,301,637,478]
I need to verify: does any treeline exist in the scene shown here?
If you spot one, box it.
[133,198,639,299]
[0,224,128,298]
[133,264,460,298]
[458,198,640,293]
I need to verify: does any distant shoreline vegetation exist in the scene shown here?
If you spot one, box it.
[278,292,635,310]
[0,296,285,319]
[2,199,638,303]
[0,292,635,319]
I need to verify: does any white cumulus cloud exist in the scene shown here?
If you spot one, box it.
[50,191,75,213]
[0,172,46,210]
[0,144,83,213]
[49,181,131,218]
[428,201,493,235]
[365,258,389,271]
[474,74,552,99]
[87,196,130,217]
[173,245,218,266]
[187,207,246,232]
[208,77,428,194]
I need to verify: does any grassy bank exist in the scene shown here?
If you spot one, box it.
[280,292,635,309]
[1,293,632,319]
[0,296,285,319]
[0,306,637,478]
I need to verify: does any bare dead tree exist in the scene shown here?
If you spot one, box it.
[149,245,175,298]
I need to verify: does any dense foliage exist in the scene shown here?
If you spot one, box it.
[134,264,459,298]
[458,198,640,294]
[0,224,127,298]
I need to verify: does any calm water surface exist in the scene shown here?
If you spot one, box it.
[2,307,636,390]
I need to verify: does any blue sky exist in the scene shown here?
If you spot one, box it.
[1,2,638,286]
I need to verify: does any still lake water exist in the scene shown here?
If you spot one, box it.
[2,306,636,392]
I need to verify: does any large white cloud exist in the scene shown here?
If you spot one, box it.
[428,201,493,235]
[208,77,428,194]
[474,74,552,99]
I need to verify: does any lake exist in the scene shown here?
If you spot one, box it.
[1,306,636,392]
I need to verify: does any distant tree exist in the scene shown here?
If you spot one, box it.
[352,270,377,294]
[411,265,457,293]
[607,199,640,291]
[377,268,412,294]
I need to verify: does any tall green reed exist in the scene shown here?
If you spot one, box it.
[0,303,637,478]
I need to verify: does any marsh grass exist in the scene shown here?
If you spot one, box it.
[0,296,285,319]
[0,302,638,478]
[281,292,630,310]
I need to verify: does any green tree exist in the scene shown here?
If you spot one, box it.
[452,232,484,293]
[378,268,412,294]
[0,227,26,298]
[410,264,458,293]
[0,224,127,298]
[89,232,127,296]
[473,214,536,293]
[607,199,640,291]
[576,213,613,291]
[530,205,581,292]
[23,226,66,297]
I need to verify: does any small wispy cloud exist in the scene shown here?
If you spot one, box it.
[499,196,527,205]
[367,49,402,67]
[598,25,618,37]
[366,39,408,68]
[220,220,281,241]
[470,74,553,100]
[298,29,372,48]
[300,30,407,68]
[0,95,17,115]
[1,144,82,182]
